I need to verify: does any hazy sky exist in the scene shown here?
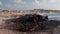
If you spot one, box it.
[0,0,60,10]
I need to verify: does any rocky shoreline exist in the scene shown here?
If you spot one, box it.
[0,14,60,34]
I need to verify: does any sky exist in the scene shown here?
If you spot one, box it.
[0,0,60,10]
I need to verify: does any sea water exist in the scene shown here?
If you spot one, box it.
[48,13,60,20]
[38,12,60,20]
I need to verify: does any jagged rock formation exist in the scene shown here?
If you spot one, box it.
[3,14,48,32]
[2,14,60,32]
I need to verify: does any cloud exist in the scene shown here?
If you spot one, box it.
[11,0,35,10]
[49,0,56,3]
[0,1,2,6]
[33,0,40,9]
[32,0,60,10]
[14,0,22,3]
[5,4,12,8]
[2,0,60,10]
[14,0,26,4]
[5,4,12,10]
[49,0,60,3]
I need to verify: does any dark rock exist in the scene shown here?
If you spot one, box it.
[3,14,48,32]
